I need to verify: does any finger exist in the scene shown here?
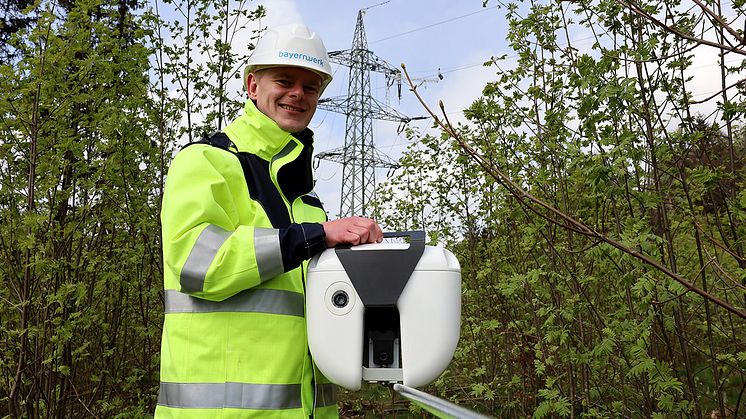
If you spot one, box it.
[360,220,382,243]
[371,221,383,242]
[347,231,362,245]
[349,226,369,244]
[356,219,379,243]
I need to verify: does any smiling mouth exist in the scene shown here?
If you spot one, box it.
[279,104,304,113]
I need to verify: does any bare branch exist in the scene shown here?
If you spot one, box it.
[691,0,745,44]
[689,77,746,104]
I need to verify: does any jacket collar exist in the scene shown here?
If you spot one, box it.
[224,99,314,159]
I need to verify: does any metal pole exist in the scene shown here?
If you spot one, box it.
[393,384,493,419]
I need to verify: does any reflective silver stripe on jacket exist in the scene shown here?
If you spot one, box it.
[272,141,297,164]
[254,228,284,281]
[157,382,302,410]
[164,289,304,317]
[181,224,231,292]
[316,383,337,407]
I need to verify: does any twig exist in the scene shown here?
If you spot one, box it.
[694,220,746,264]
[601,41,700,64]
[689,77,746,104]
[566,239,603,254]
[615,0,746,56]
[691,0,745,45]
[652,287,691,305]
[702,247,746,292]
[70,379,99,418]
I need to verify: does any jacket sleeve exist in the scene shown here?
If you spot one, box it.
[161,145,326,301]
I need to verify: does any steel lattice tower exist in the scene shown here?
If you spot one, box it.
[316,9,423,217]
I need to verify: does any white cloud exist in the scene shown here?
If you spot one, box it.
[256,0,303,27]
[686,44,745,119]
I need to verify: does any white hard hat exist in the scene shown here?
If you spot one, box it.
[244,24,333,94]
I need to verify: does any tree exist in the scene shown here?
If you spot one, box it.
[146,0,264,144]
[0,0,163,415]
[375,0,746,416]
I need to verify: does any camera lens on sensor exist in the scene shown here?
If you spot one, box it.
[332,290,348,308]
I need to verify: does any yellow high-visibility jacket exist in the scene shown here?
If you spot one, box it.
[156,99,338,418]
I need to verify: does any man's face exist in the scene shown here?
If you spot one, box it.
[247,67,323,133]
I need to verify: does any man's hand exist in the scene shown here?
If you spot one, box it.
[322,217,383,247]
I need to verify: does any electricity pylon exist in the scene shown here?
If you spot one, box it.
[316,9,425,218]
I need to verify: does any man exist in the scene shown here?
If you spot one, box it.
[155,23,382,418]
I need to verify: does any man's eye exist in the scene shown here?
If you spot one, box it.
[276,80,290,86]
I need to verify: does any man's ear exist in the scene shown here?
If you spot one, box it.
[247,73,258,99]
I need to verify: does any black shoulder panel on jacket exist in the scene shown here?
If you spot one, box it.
[203,131,234,150]
[181,131,236,151]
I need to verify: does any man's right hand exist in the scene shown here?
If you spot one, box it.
[322,217,383,247]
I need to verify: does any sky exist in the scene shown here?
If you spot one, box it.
[250,0,509,216]
[194,0,744,218]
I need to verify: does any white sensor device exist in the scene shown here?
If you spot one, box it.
[306,231,461,390]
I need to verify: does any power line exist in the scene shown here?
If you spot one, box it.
[363,0,390,11]
[404,37,744,82]
[369,6,499,44]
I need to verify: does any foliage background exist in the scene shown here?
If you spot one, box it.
[1,0,745,417]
